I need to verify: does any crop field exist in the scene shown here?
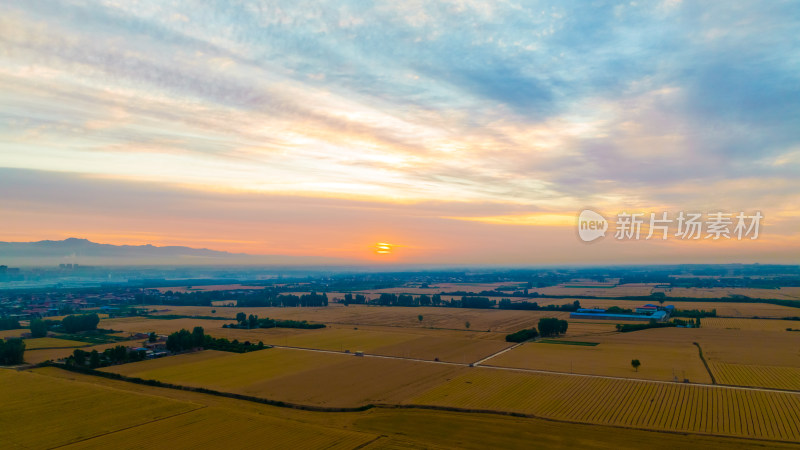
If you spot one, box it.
[702,318,800,331]
[485,340,711,383]
[22,337,89,349]
[370,335,512,363]
[669,287,800,300]
[535,298,799,318]
[32,366,785,450]
[0,329,27,339]
[0,369,200,448]
[103,348,466,407]
[23,342,127,364]
[558,321,619,338]
[710,362,800,391]
[143,304,567,332]
[63,406,374,449]
[409,368,800,442]
[694,329,800,367]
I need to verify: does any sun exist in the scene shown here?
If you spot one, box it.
[375,242,392,254]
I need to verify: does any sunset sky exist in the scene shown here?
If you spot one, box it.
[1,1,798,265]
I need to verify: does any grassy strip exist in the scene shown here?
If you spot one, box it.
[537,339,599,346]
[693,342,716,385]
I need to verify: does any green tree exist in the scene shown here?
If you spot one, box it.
[418,314,423,323]
[248,314,258,329]
[465,321,471,329]
[192,327,205,348]
[30,319,48,338]
[89,350,101,369]
[236,312,247,326]
[631,359,641,372]
[73,349,87,366]
[148,332,157,343]
[0,338,25,365]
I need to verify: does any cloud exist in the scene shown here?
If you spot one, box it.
[0,1,798,263]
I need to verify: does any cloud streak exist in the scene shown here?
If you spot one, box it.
[0,1,798,263]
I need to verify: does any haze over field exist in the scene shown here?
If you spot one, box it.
[1,1,798,265]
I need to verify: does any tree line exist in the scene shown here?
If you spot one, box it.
[615,317,702,333]
[505,318,569,342]
[232,292,329,308]
[498,299,581,312]
[166,327,267,353]
[66,345,146,369]
[0,316,20,331]
[225,313,325,330]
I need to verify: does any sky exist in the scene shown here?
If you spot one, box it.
[1,0,799,265]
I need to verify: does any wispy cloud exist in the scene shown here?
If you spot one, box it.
[0,1,798,262]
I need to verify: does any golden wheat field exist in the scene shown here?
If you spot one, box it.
[695,329,800,367]
[710,362,800,391]
[703,318,800,331]
[62,406,374,450]
[102,348,467,407]
[22,337,89,349]
[409,368,800,442]
[101,316,511,360]
[0,329,27,339]
[0,369,200,449]
[142,304,568,332]
[31,366,786,450]
[23,342,127,364]
[485,340,711,383]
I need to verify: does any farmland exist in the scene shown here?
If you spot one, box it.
[711,362,800,391]
[5,274,800,447]
[23,342,129,365]
[22,337,89,349]
[102,347,467,407]
[410,368,800,442]
[486,339,711,383]
[703,318,800,332]
[0,369,200,448]
[29,366,790,450]
[142,304,566,332]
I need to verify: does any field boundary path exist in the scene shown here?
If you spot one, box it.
[472,341,524,366]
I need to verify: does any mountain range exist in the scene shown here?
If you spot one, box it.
[0,238,345,266]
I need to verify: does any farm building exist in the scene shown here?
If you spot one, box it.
[570,305,672,322]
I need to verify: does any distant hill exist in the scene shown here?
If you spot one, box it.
[0,238,347,266]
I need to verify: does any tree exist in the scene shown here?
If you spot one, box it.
[538,318,569,337]
[248,314,258,329]
[418,314,423,323]
[631,359,641,372]
[73,349,87,366]
[506,328,539,343]
[148,332,157,343]
[89,350,101,369]
[465,321,471,329]
[62,313,100,333]
[236,312,247,326]
[0,338,25,365]
[192,327,205,348]
[30,319,48,338]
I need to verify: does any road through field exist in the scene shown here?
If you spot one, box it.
[269,344,800,396]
